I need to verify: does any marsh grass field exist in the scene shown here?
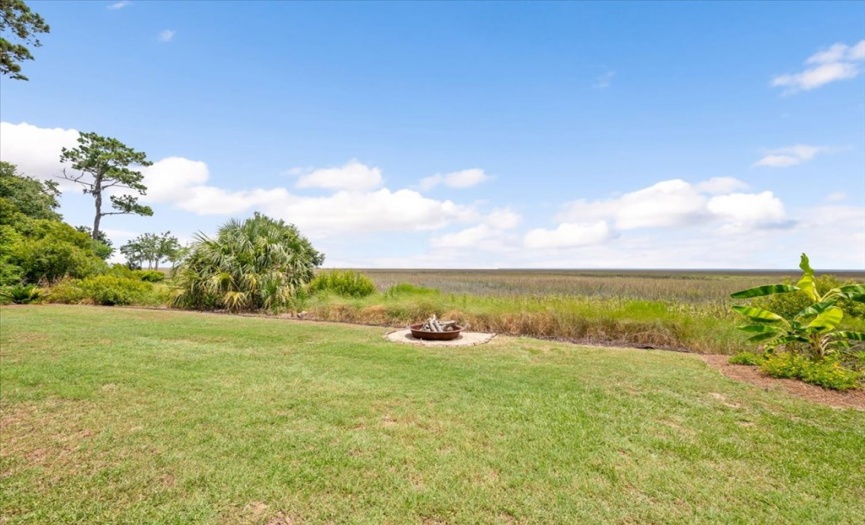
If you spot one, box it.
[1,306,864,524]
[356,269,865,302]
[303,269,865,354]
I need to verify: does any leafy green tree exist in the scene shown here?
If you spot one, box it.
[172,213,324,311]
[59,132,153,242]
[0,161,60,221]
[0,0,50,81]
[120,231,180,270]
[119,239,145,270]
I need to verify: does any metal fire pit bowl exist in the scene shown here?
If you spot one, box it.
[409,323,464,341]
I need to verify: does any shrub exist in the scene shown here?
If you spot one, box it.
[729,352,763,366]
[754,274,865,321]
[309,270,376,298]
[106,264,137,279]
[135,270,165,283]
[172,213,324,312]
[760,353,861,390]
[77,275,153,306]
[142,283,173,307]
[0,284,41,304]
[106,265,164,282]
[10,234,106,284]
[44,276,167,307]
[3,219,107,284]
[44,279,87,304]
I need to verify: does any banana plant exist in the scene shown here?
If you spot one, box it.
[730,254,865,359]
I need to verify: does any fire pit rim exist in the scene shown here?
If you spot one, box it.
[409,323,464,341]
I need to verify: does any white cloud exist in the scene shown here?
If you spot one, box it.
[752,144,832,168]
[420,168,490,190]
[559,179,710,230]
[706,192,789,231]
[430,207,522,249]
[426,177,814,267]
[432,224,497,249]
[772,63,858,91]
[107,1,130,9]
[142,160,477,235]
[524,221,613,249]
[0,121,79,185]
[175,186,291,216]
[485,208,521,229]
[557,178,789,234]
[772,40,865,93]
[806,43,849,65]
[825,192,847,202]
[141,157,210,202]
[275,189,478,236]
[294,160,383,192]
[158,30,176,43]
[850,41,865,61]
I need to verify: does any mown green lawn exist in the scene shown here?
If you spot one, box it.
[1,305,862,524]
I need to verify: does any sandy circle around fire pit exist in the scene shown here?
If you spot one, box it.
[385,328,496,347]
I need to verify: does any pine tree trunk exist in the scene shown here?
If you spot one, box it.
[92,175,102,240]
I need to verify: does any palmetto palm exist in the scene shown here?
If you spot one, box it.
[172,213,324,311]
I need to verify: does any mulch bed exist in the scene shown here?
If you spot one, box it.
[701,354,865,410]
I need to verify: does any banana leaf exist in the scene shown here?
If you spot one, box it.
[796,299,838,318]
[737,324,778,333]
[837,285,865,302]
[747,331,782,343]
[835,331,865,341]
[806,306,843,332]
[730,284,799,299]
[732,305,785,323]
[796,253,819,302]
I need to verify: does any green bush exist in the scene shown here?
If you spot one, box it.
[77,275,153,306]
[1,219,108,284]
[309,270,376,298]
[141,283,173,307]
[135,270,165,283]
[760,353,861,390]
[0,284,41,304]
[729,352,763,366]
[753,274,865,321]
[106,264,137,279]
[44,279,87,304]
[384,283,440,297]
[106,265,166,283]
[44,276,167,307]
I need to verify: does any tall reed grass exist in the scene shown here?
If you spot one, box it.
[305,291,744,353]
[304,270,865,354]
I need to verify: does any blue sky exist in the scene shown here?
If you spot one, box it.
[1,1,864,268]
